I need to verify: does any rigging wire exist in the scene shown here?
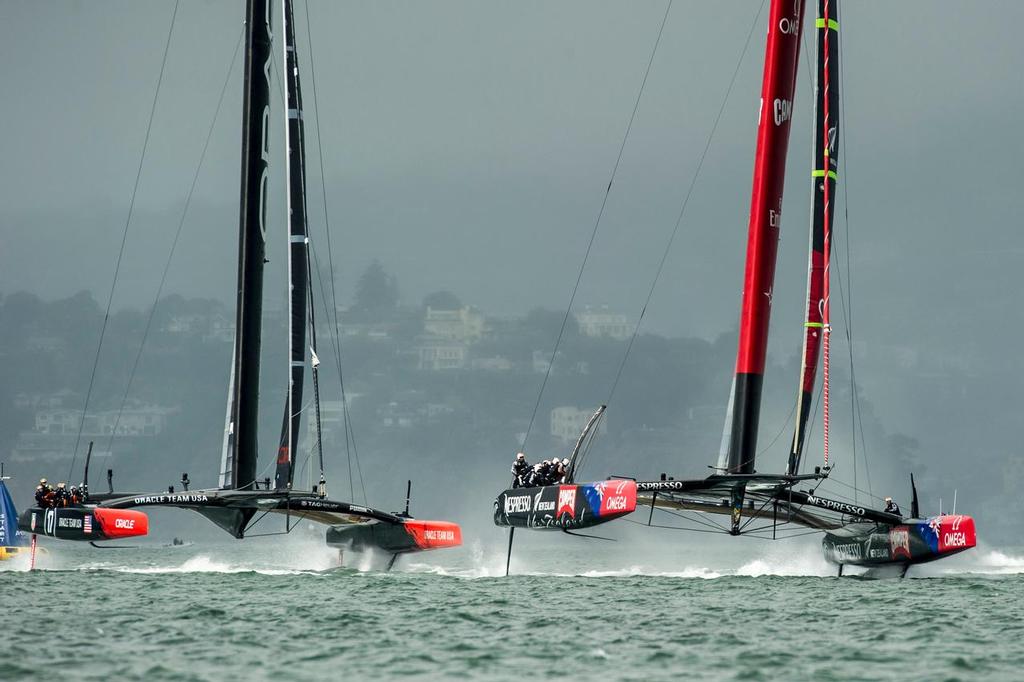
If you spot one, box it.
[603,0,765,410]
[574,0,767,481]
[303,0,367,504]
[579,1,767,482]
[69,0,180,480]
[104,27,245,459]
[521,0,675,451]
[833,0,872,499]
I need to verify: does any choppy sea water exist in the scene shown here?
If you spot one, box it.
[3,534,1023,681]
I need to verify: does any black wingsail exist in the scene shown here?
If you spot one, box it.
[274,0,311,491]
[220,0,272,491]
[787,0,840,476]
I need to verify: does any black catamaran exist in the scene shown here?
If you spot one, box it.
[495,0,975,575]
[21,0,460,562]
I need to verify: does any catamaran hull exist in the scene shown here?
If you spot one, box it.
[494,480,637,530]
[17,507,149,541]
[326,519,461,554]
[822,514,975,567]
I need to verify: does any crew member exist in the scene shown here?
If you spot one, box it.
[527,462,545,488]
[553,460,566,484]
[883,496,902,516]
[511,453,530,488]
[35,478,53,508]
[54,482,70,507]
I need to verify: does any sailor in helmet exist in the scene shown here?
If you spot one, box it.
[35,479,50,507]
[511,452,530,488]
[553,459,567,484]
[527,462,546,488]
[883,496,902,516]
[55,482,70,507]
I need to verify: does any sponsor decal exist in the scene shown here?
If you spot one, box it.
[778,16,799,35]
[114,518,135,530]
[938,515,974,552]
[805,495,866,517]
[605,496,629,511]
[637,480,683,492]
[830,542,862,561]
[83,515,92,534]
[778,0,801,35]
[299,499,344,510]
[57,516,83,529]
[889,526,911,559]
[504,495,531,514]
[557,487,577,519]
[133,494,210,505]
[536,501,555,512]
[773,98,792,126]
[423,529,456,541]
[277,446,289,464]
[597,480,636,516]
[943,531,968,548]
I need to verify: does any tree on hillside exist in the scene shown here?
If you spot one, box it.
[351,260,399,317]
[422,290,462,311]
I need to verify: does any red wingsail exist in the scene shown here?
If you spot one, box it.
[719,0,807,475]
[788,0,840,475]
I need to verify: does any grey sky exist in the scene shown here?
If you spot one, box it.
[2,2,1023,489]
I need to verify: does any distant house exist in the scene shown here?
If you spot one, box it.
[576,306,631,340]
[470,355,513,372]
[415,338,468,371]
[550,406,607,444]
[423,306,486,343]
[33,406,173,437]
[377,391,456,428]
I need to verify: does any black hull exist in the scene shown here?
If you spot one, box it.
[494,480,636,531]
[822,515,976,568]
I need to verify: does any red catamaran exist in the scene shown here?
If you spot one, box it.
[494,0,975,576]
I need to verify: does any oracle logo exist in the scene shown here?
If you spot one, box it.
[114,518,136,530]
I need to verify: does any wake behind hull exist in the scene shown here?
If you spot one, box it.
[494,480,637,530]
[823,515,975,567]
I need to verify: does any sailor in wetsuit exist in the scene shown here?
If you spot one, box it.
[53,482,70,507]
[527,462,546,487]
[883,496,902,516]
[511,453,530,488]
[35,479,53,508]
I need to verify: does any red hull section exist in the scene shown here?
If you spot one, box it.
[402,520,462,551]
[93,508,149,539]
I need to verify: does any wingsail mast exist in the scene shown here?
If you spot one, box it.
[220,0,272,491]
[276,0,311,491]
[717,0,805,530]
[787,0,839,476]
[718,0,806,473]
